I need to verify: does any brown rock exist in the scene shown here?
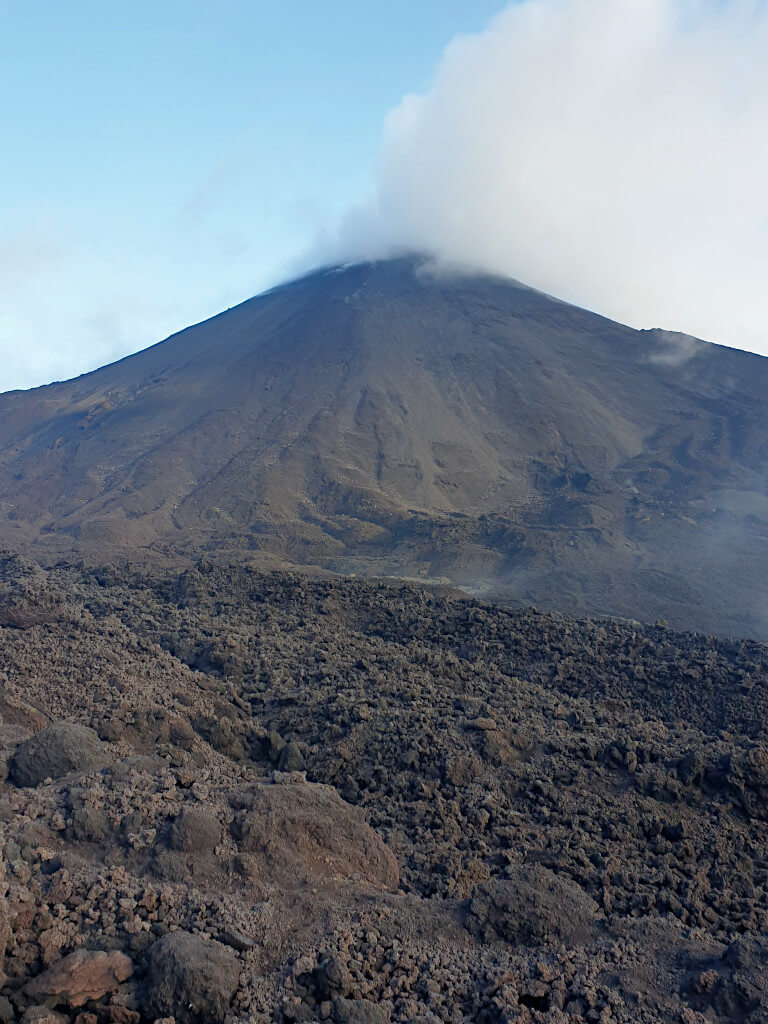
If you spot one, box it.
[9,723,111,788]
[25,949,133,1008]
[467,717,498,731]
[237,780,398,889]
[466,865,600,947]
[0,896,11,987]
[0,996,14,1024]
[334,999,391,1024]
[169,806,221,853]
[144,932,240,1024]
[107,1009,140,1024]
[21,1009,68,1024]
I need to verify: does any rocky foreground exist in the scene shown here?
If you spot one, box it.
[1,554,768,1023]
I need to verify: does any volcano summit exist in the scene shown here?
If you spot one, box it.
[1,257,767,638]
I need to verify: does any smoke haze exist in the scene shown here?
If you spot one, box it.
[324,0,768,354]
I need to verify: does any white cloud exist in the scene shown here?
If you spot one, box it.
[0,213,283,394]
[322,0,768,355]
[0,227,182,392]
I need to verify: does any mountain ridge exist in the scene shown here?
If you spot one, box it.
[2,256,767,638]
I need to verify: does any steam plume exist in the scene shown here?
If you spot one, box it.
[325,0,768,354]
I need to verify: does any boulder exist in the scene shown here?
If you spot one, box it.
[21,1008,68,1024]
[236,779,398,888]
[25,949,133,1007]
[70,803,112,845]
[466,865,599,947]
[278,740,305,773]
[9,723,111,787]
[144,932,240,1024]
[169,805,221,853]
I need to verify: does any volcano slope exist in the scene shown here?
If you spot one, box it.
[2,554,768,1022]
[1,257,768,640]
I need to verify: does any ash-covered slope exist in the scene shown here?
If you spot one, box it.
[1,257,768,637]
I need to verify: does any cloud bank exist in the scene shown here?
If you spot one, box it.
[324,0,768,354]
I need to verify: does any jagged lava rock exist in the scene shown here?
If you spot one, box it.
[335,997,392,1024]
[236,778,399,889]
[466,865,600,947]
[25,949,132,1007]
[21,1009,68,1024]
[144,932,240,1024]
[9,723,111,787]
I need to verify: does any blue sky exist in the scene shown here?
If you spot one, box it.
[1,0,503,390]
[3,0,767,391]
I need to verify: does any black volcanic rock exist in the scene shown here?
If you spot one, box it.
[1,256,767,638]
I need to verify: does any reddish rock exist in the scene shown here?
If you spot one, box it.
[25,949,133,1008]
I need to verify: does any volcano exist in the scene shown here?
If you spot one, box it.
[1,256,767,637]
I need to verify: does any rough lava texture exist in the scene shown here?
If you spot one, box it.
[237,780,399,888]
[25,950,132,1008]
[1,555,768,1021]
[143,933,240,1024]
[465,867,601,948]
[8,724,112,788]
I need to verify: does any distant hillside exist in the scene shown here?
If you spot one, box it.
[1,257,767,637]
